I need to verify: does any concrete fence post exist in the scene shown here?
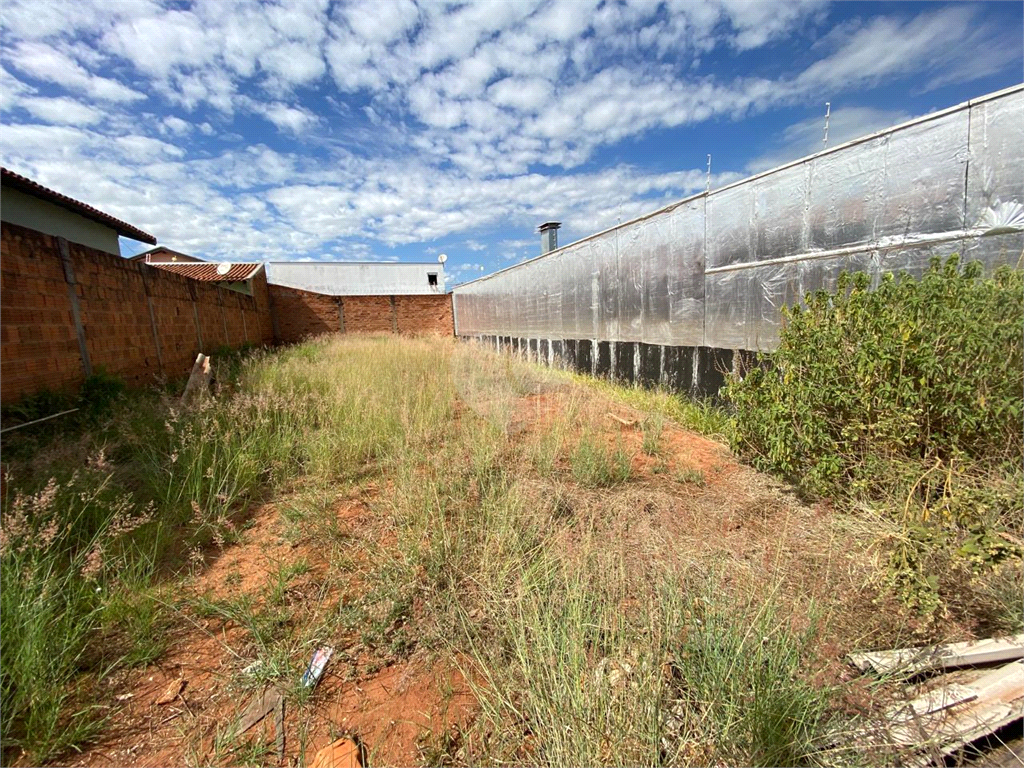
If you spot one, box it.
[337,297,346,334]
[217,286,229,346]
[267,286,281,343]
[56,237,92,377]
[138,264,165,375]
[187,280,204,353]
[389,295,398,333]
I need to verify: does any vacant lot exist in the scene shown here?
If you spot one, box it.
[1,335,1019,767]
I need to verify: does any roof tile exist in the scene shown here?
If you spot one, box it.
[146,262,263,281]
[1,167,157,244]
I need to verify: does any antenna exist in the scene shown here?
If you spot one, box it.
[822,102,831,148]
[216,262,231,276]
[438,253,448,264]
[706,154,712,194]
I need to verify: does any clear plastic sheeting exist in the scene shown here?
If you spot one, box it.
[453,86,1024,352]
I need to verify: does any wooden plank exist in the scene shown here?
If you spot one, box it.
[898,661,1024,766]
[849,634,1024,676]
[181,353,212,406]
[236,687,281,735]
[139,265,165,375]
[849,683,978,748]
[274,694,285,760]
[886,684,978,722]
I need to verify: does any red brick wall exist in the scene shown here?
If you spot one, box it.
[394,295,455,336]
[1,221,454,406]
[342,296,394,333]
[267,286,454,342]
[1,222,273,405]
[268,284,341,342]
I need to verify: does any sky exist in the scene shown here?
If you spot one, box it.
[1,1,1021,285]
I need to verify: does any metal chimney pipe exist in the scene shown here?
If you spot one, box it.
[539,221,561,254]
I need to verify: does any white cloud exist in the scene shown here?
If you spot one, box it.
[8,42,147,102]
[19,96,104,125]
[794,6,1018,95]
[252,101,320,133]
[161,115,193,136]
[0,0,1017,266]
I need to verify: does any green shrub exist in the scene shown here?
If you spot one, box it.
[726,256,1023,500]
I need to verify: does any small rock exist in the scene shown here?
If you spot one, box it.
[156,677,186,705]
[309,737,362,768]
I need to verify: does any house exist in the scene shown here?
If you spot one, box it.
[145,261,265,295]
[266,261,446,295]
[130,246,205,263]
[0,167,156,255]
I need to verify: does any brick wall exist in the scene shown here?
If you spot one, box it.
[1,221,454,406]
[268,284,341,342]
[394,295,455,336]
[343,295,395,334]
[268,285,454,343]
[1,222,273,405]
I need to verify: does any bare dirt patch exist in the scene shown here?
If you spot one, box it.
[60,373,963,768]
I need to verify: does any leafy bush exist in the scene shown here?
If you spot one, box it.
[726,256,1023,500]
[727,256,1023,619]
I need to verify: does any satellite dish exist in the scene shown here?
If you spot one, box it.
[438,253,448,264]
[216,262,231,276]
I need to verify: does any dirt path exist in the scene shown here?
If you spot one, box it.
[63,385,912,768]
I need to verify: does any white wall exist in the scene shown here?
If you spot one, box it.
[266,262,446,295]
[0,187,121,255]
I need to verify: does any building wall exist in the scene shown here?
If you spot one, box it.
[267,262,446,295]
[268,284,454,343]
[0,187,123,256]
[1,222,273,404]
[134,248,205,263]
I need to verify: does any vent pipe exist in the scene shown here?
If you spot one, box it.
[539,221,561,254]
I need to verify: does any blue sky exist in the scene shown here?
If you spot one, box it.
[1,1,1021,285]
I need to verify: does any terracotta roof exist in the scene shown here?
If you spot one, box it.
[147,261,264,281]
[1,167,157,244]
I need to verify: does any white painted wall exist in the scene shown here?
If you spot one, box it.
[266,262,446,295]
[0,187,121,255]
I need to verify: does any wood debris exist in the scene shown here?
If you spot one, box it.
[847,637,1024,766]
[607,412,638,429]
[235,687,282,735]
[181,353,213,406]
[848,633,1024,677]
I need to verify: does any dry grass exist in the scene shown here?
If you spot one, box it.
[2,334,1016,767]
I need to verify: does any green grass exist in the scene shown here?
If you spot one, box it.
[0,335,458,762]
[641,413,665,456]
[584,377,735,443]
[5,333,1010,766]
[570,432,632,487]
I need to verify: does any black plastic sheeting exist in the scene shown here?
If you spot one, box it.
[468,335,756,398]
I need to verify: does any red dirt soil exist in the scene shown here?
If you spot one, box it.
[66,496,476,768]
